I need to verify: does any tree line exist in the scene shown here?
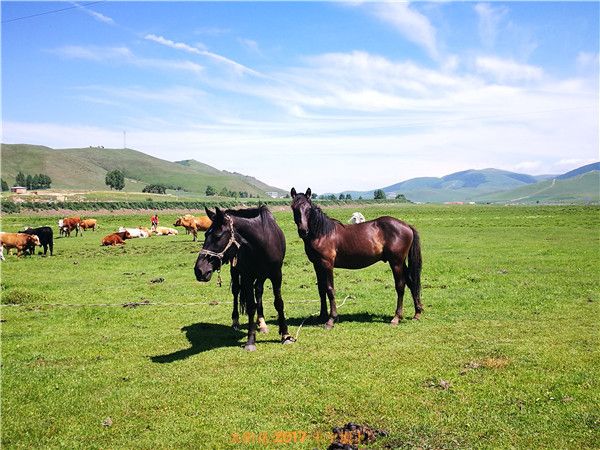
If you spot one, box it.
[2,171,53,191]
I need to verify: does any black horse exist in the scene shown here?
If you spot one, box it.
[195,206,295,351]
[290,187,423,329]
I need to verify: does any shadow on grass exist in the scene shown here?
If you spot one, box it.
[151,312,395,363]
[150,322,244,363]
[282,311,391,327]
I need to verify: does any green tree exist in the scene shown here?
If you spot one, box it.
[142,184,167,194]
[15,171,26,187]
[345,194,352,200]
[31,174,41,189]
[205,185,216,196]
[219,187,230,197]
[395,194,407,201]
[105,169,125,190]
[311,193,318,199]
[373,189,386,200]
[25,174,33,190]
[1,179,9,191]
[338,193,345,200]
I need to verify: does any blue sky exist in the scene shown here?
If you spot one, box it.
[2,1,599,192]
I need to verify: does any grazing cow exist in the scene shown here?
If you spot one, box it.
[19,226,54,256]
[101,231,131,246]
[173,214,212,241]
[79,219,98,233]
[0,232,41,256]
[60,217,81,237]
[153,226,178,236]
[348,212,366,224]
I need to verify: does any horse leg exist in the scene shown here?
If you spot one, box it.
[192,228,197,242]
[324,266,338,330]
[390,261,407,326]
[314,263,329,322]
[231,268,240,330]
[406,267,424,320]
[272,269,294,344]
[255,278,269,334]
[242,276,258,351]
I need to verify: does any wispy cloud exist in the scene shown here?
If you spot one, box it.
[144,33,262,76]
[53,45,204,75]
[475,56,543,82]
[475,3,508,48]
[71,2,115,25]
[365,2,439,59]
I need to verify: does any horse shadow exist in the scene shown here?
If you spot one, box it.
[150,312,396,363]
[281,311,391,328]
[150,323,245,363]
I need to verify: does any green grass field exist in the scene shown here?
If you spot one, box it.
[1,205,599,449]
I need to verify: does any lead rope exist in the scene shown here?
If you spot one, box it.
[294,294,353,341]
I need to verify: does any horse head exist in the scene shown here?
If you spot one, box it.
[290,187,312,238]
[194,207,240,282]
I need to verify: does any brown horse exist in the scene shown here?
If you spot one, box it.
[290,187,423,329]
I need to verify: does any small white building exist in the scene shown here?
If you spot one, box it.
[10,186,27,194]
[265,191,280,198]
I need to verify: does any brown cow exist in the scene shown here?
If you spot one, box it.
[0,232,41,256]
[101,230,131,246]
[79,219,97,233]
[173,215,212,241]
[61,217,81,237]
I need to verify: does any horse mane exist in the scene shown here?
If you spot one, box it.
[225,205,274,230]
[308,203,342,238]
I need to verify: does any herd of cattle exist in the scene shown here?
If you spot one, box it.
[0,214,214,259]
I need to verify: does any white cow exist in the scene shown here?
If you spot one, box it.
[118,227,148,238]
[348,212,366,224]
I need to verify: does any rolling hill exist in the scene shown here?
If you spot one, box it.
[338,164,599,204]
[0,144,286,196]
[475,171,600,203]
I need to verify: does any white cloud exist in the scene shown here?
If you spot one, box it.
[144,34,262,76]
[367,2,439,59]
[52,45,204,75]
[475,3,508,48]
[475,56,543,82]
[514,161,542,171]
[576,52,600,70]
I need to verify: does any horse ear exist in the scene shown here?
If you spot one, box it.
[205,207,216,220]
[291,187,297,197]
[215,207,225,222]
[305,188,312,198]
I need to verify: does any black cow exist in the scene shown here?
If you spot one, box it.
[20,226,54,256]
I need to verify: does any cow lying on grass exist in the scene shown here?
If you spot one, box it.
[19,226,54,256]
[118,227,150,238]
[101,231,132,246]
[153,226,178,236]
[0,232,41,256]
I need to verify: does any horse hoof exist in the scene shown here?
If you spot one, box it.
[232,321,240,331]
[244,344,257,352]
[257,318,269,334]
[281,335,296,345]
[412,314,421,321]
[325,319,335,330]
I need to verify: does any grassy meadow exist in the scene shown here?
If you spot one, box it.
[1,205,599,449]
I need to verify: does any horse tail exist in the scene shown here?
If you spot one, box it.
[407,225,422,299]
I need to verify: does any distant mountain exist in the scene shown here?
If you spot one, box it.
[342,168,543,203]
[338,164,599,203]
[556,162,600,180]
[0,144,285,196]
[476,171,599,203]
